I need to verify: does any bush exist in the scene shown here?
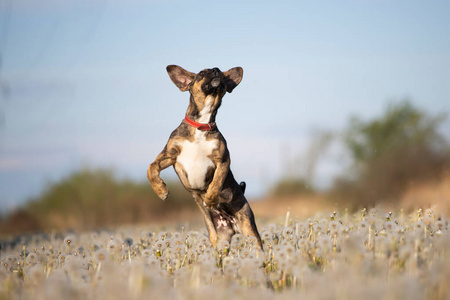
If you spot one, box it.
[1,168,196,234]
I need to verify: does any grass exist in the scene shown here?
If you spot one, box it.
[1,207,449,300]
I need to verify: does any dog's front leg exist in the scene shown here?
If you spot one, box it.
[148,146,176,201]
[204,157,230,208]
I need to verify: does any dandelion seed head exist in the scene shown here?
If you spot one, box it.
[94,249,109,262]
[260,230,272,240]
[329,220,341,232]
[217,240,230,252]
[313,223,325,234]
[435,220,446,231]
[384,221,397,232]
[106,240,120,254]
[157,231,167,240]
[27,252,38,264]
[154,239,166,250]
[198,236,210,246]
[413,221,425,231]
[64,235,76,246]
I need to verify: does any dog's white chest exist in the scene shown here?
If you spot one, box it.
[176,131,217,189]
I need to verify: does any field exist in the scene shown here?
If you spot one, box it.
[1,207,449,300]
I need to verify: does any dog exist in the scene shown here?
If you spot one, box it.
[147,65,262,249]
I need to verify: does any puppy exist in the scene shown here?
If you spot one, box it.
[147,65,262,248]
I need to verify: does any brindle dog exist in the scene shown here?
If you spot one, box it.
[147,65,262,249]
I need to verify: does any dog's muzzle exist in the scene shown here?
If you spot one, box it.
[202,78,223,93]
[211,78,220,88]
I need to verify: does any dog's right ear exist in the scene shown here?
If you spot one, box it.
[166,65,196,92]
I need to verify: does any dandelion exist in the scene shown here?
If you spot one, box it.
[297,239,309,250]
[43,250,53,262]
[246,236,258,247]
[284,245,295,257]
[413,221,425,231]
[313,223,325,234]
[94,249,109,262]
[260,231,272,240]
[203,247,213,257]
[106,239,120,254]
[157,232,167,240]
[198,236,210,246]
[63,235,74,244]
[142,249,152,258]
[230,238,242,250]
[172,231,182,240]
[383,221,397,232]
[217,240,230,253]
[434,220,446,231]
[328,220,341,233]
[26,252,38,265]
[231,233,244,244]
[58,253,66,266]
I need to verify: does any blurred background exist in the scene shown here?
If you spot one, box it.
[1,0,449,234]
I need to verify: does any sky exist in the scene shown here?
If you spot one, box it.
[1,0,449,211]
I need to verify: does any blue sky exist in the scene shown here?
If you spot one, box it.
[1,0,449,211]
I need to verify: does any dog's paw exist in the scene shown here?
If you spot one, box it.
[203,200,218,209]
[158,191,169,201]
[204,190,219,207]
[154,184,169,201]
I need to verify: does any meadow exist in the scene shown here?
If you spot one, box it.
[1,206,449,300]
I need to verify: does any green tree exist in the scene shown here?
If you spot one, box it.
[333,100,449,207]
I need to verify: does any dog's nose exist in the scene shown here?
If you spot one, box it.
[212,68,220,77]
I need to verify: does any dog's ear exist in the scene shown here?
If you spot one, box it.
[166,65,196,92]
[223,67,243,93]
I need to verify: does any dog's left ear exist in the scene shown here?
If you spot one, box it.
[223,67,243,93]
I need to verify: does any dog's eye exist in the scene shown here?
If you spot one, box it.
[198,71,205,77]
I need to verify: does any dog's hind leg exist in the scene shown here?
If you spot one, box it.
[235,202,263,249]
[192,193,218,246]
[210,210,235,246]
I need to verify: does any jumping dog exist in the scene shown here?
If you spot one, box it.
[147,65,262,249]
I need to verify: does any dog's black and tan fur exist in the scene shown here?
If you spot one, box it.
[147,65,262,248]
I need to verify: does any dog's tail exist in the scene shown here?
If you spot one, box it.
[239,181,246,194]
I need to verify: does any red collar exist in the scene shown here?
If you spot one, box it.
[184,114,216,131]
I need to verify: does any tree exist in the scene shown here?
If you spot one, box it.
[333,100,449,207]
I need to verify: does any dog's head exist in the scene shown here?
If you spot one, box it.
[166,65,243,115]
